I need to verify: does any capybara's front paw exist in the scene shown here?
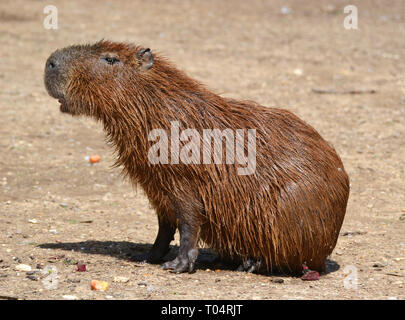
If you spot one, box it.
[162,248,198,274]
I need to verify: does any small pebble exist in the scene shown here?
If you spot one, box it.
[271,278,284,284]
[67,278,81,283]
[280,6,291,14]
[373,262,387,268]
[15,264,32,272]
[113,276,129,283]
[62,295,78,300]
[26,275,38,281]
[293,69,303,76]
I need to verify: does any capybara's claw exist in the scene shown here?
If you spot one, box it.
[162,257,190,273]
[162,248,198,274]
[236,258,262,273]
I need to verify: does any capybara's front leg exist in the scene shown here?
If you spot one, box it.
[148,214,176,263]
[162,200,201,273]
[162,220,199,273]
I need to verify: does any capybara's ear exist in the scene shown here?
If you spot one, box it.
[136,48,154,71]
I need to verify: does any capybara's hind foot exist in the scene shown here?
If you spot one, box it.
[162,248,198,274]
[236,258,262,273]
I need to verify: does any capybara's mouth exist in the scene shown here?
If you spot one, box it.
[58,97,69,113]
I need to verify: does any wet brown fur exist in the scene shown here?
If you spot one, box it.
[45,41,350,274]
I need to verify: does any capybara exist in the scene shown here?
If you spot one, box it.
[44,41,350,274]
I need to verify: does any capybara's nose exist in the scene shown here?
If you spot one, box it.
[46,58,59,72]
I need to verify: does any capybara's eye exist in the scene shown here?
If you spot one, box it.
[102,56,120,65]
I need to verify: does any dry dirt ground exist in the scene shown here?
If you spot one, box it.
[0,0,404,300]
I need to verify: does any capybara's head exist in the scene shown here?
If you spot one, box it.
[44,41,154,116]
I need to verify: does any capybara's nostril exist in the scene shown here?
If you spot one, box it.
[47,59,58,71]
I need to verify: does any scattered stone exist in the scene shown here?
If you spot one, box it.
[271,278,284,284]
[137,282,147,287]
[60,202,68,208]
[113,276,129,283]
[62,295,78,300]
[67,278,81,283]
[26,275,38,281]
[280,6,291,15]
[48,254,65,262]
[36,263,44,269]
[373,262,387,268]
[15,264,31,272]
[399,214,405,221]
[28,219,38,224]
[293,69,303,76]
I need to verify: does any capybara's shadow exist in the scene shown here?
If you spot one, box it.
[38,240,218,269]
[38,240,340,276]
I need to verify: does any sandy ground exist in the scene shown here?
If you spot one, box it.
[0,0,404,300]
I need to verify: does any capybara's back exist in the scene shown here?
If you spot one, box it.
[44,41,350,275]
